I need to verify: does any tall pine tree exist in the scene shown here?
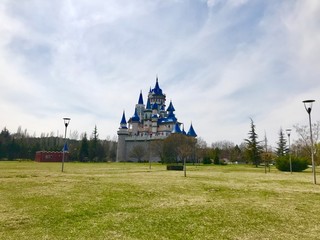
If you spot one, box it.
[79,133,89,162]
[275,128,287,157]
[245,118,262,167]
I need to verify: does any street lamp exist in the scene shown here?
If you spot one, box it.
[303,100,316,184]
[286,128,292,174]
[62,117,71,172]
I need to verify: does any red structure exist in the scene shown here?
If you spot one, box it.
[35,151,68,162]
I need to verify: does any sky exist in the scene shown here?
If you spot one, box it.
[0,0,320,148]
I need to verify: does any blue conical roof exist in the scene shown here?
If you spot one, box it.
[120,111,127,124]
[152,77,163,95]
[167,111,177,122]
[172,123,182,134]
[120,111,128,129]
[146,99,152,110]
[166,100,175,112]
[138,91,143,105]
[187,123,197,137]
[131,109,140,122]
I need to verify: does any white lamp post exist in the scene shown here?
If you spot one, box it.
[303,100,316,184]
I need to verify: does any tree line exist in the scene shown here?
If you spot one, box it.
[0,125,117,162]
[1,119,319,166]
[133,118,319,169]
[199,118,320,169]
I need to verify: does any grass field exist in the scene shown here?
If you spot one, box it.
[1,161,320,240]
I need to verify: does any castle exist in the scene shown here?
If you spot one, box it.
[116,77,197,162]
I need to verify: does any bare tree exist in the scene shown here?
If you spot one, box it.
[130,145,146,162]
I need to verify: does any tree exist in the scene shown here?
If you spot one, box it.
[275,128,287,157]
[130,145,146,162]
[150,140,164,163]
[293,121,320,165]
[245,118,262,167]
[211,140,235,163]
[162,133,196,164]
[0,127,11,159]
[79,133,89,162]
[89,125,99,161]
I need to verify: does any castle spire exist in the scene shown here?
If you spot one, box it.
[166,100,175,112]
[119,111,127,129]
[153,76,163,95]
[187,123,197,137]
[138,90,144,105]
[131,108,140,122]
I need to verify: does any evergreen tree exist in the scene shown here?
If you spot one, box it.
[79,133,89,162]
[245,118,262,167]
[0,127,11,159]
[275,128,287,157]
[88,125,105,161]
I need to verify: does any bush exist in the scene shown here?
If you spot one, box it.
[275,155,308,172]
[166,165,184,171]
[213,156,220,165]
[203,156,212,164]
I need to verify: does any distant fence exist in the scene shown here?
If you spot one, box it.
[35,151,69,162]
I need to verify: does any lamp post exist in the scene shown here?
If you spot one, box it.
[303,100,316,184]
[62,117,70,172]
[286,128,292,174]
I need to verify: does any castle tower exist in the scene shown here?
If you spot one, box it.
[136,91,145,121]
[116,111,129,162]
[151,102,159,134]
[143,98,152,134]
[131,108,140,135]
[148,77,166,111]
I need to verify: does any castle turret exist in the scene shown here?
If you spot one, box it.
[116,111,129,162]
[148,76,166,110]
[151,102,158,134]
[187,123,197,137]
[136,91,145,121]
[131,108,140,135]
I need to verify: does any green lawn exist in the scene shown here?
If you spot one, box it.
[1,161,320,239]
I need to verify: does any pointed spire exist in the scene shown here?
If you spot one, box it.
[166,100,175,112]
[153,76,163,95]
[138,90,144,105]
[146,98,151,110]
[187,123,197,137]
[120,111,128,129]
[131,108,140,122]
[172,123,182,134]
[120,111,127,124]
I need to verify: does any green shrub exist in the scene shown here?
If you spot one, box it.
[203,156,212,164]
[275,155,308,172]
[213,155,220,165]
[166,165,184,171]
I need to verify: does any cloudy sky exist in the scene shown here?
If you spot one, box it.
[1,0,320,147]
